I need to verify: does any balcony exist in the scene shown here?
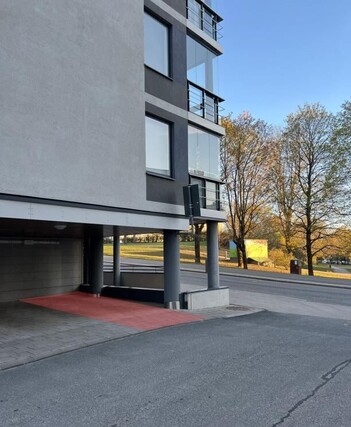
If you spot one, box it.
[187,0,223,41]
[190,176,221,211]
[188,82,224,125]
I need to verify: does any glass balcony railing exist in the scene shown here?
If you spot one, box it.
[187,0,223,41]
[188,82,224,125]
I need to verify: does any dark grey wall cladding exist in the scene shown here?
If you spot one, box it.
[146,102,188,205]
[0,239,83,302]
[144,0,187,110]
[162,0,186,16]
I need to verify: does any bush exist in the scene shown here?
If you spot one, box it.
[269,248,292,269]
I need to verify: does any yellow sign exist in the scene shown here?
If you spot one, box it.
[245,240,268,260]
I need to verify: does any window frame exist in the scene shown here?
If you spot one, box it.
[188,124,221,180]
[144,10,172,78]
[190,176,221,210]
[145,114,173,178]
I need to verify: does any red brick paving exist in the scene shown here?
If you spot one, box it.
[21,292,204,331]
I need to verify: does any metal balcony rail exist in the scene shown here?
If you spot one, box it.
[188,82,224,124]
[187,0,223,41]
[103,261,164,273]
[189,181,221,211]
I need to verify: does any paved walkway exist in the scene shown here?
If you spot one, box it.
[22,292,203,331]
[0,292,257,371]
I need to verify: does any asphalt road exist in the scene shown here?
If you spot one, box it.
[106,256,351,320]
[1,311,351,426]
[180,269,351,321]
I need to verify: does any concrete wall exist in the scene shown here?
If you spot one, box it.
[104,271,164,289]
[0,0,147,211]
[0,239,82,302]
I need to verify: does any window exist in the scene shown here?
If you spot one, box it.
[145,116,171,176]
[188,82,222,124]
[188,84,204,117]
[187,36,219,94]
[203,0,217,10]
[190,177,220,210]
[205,181,218,210]
[188,0,202,29]
[188,126,220,179]
[144,13,169,76]
[190,177,206,208]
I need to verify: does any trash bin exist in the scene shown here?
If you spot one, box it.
[290,259,302,275]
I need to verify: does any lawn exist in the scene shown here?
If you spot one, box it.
[104,242,351,280]
[104,242,209,264]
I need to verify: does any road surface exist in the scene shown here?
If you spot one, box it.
[105,256,351,320]
[1,311,351,426]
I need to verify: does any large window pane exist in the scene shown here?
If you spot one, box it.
[188,0,202,28]
[203,10,215,39]
[145,117,170,176]
[187,36,219,94]
[206,181,218,210]
[144,13,169,76]
[188,84,204,117]
[188,126,220,179]
[203,0,217,10]
[190,177,206,208]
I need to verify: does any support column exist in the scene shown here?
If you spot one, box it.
[163,230,180,309]
[207,221,220,289]
[113,226,121,286]
[83,237,90,285]
[89,233,104,295]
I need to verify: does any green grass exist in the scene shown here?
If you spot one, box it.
[310,264,333,272]
[104,243,351,279]
[104,242,209,264]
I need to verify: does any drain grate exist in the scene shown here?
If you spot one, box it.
[225,305,251,311]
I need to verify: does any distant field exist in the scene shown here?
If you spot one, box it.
[104,242,351,280]
[104,242,209,264]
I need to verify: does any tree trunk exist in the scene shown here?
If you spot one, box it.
[306,230,314,276]
[194,224,204,264]
[285,232,294,255]
[237,249,242,268]
[242,243,248,269]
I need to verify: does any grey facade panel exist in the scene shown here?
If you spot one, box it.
[0,0,148,212]
[162,0,186,16]
[0,240,83,302]
[144,0,187,110]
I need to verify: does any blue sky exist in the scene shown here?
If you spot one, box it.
[217,0,351,126]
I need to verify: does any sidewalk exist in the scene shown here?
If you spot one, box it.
[0,292,259,371]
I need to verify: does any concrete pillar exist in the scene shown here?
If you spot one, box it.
[89,233,104,294]
[113,227,121,286]
[163,230,180,309]
[83,237,90,285]
[207,221,220,289]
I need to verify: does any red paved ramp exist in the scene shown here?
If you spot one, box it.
[21,292,204,331]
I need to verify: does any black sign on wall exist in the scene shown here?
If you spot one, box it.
[183,184,201,218]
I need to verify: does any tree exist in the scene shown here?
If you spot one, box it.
[336,100,351,146]
[271,133,299,255]
[283,103,350,275]
[246,208,282,251]
[221,113,273,269]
